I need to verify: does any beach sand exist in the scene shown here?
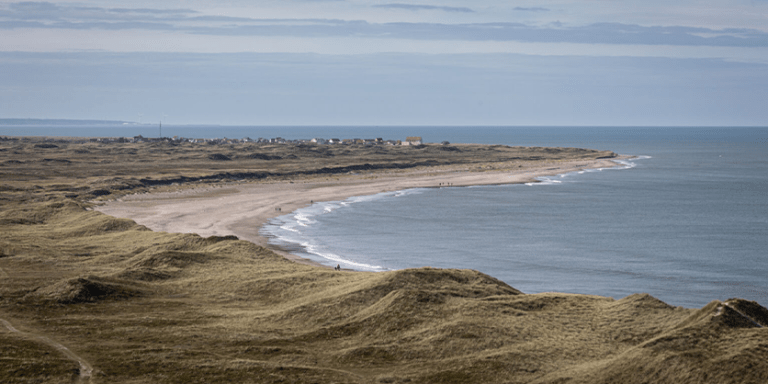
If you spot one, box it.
[96,157,623,268]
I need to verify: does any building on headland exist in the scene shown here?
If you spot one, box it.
[404,136,422,146]
[68,134,435,147]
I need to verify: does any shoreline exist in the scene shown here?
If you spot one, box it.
[96,156,630,269]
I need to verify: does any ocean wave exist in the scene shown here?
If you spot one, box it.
[261,188,425,270]
[525,155,649,186]
[303,242,386,271]
[279,224,300,234]
[526,177,563,186]
[294,212,316,227]
[609,155,651,170]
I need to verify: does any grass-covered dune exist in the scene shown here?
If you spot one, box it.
[1,137,766,383]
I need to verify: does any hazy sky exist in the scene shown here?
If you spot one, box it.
[1,0,767,125]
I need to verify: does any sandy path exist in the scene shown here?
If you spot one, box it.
[1,317,95,382]
[96,158,621,266]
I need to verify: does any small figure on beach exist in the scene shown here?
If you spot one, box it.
[335,264,341,271]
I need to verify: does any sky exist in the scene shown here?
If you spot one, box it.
[1,0,767,126]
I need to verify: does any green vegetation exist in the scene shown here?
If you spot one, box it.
[1,137,765,383]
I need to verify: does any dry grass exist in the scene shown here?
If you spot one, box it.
[1,137,766,383]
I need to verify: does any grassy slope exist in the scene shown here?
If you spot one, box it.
[1,138,766,383]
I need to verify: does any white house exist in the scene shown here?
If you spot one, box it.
[404,136,423,145]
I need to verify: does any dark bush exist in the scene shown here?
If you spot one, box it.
[208,153,231,161]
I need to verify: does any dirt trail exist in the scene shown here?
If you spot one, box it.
[723,302,764,328]
[1,317,95,382]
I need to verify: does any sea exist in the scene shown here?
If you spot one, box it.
[5,125,767,308]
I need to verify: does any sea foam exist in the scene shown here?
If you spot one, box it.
[525,156,648,186]
[261,188,426,270]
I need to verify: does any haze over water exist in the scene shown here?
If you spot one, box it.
[261,127,768,308]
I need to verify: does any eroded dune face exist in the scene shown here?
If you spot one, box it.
[1,138,765,383]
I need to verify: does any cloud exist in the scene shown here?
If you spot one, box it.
[2,2,196,22]
[93,8,196,15]
[2,2,767,47]
[184,21,768,48]
[8,2,58,13]
[513,7,550,12]
[373,4,474,13]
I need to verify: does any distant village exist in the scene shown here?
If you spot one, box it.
[84,135,427,146]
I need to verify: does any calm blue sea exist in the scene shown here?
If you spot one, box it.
[6,125,767,308]
[260,127,768,308]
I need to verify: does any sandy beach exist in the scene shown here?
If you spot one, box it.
[96,157,623,267]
